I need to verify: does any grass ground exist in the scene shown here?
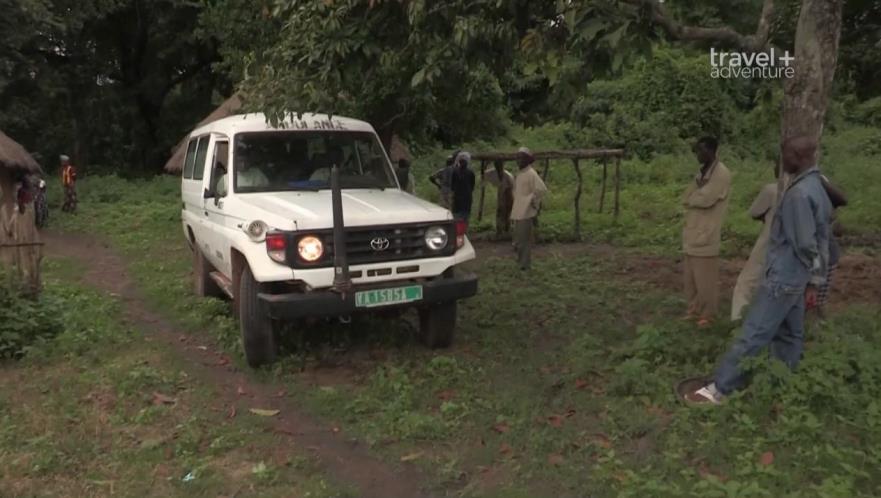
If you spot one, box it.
[25,124,881,497]
[0,258,353,498]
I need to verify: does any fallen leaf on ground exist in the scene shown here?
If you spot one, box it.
[227,406,236,419]
[499,443,513,455]
[574,378,589,390]
[436,389,456,401]
[196,346,208,351]
[151,392,176,405]
[759,451,774,466]
[565,408,576,418]
[400,452,424,462]
[272,390,287,398]
[593,433,612,449]
[331,426,340,434]
[548,453,565,465]
[548,415,564,428]
[492,422,510,434]
[249,408,280,417]
[236,386,247,396]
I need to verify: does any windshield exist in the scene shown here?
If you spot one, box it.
[232,131,397,193]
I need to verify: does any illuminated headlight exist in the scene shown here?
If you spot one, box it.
[424,226,449,251]
[245,220,268,242]
[297,236,324,262]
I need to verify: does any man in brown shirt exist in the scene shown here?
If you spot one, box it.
[682,137,731,327]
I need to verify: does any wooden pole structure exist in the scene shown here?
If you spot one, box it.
[614,156,622,218]
[573,159,583,240]
[477,160,487,222]
[598,158,608,213]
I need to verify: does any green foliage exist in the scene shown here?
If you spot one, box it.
[0,272,64,358]
[571,48,755,158]
[232,0,519,144]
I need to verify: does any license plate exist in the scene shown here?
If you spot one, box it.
[355,285,423,308]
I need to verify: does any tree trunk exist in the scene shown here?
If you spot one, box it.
[781,0,844,147]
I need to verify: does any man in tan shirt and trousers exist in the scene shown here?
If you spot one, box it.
[511,147,548,271]
[682,137,731,327]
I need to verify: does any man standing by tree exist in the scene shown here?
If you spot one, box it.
[731,162,779,322]
[484,159,515,238]
[681,137,731,327]
[687,136,831,404]
[429,153,457,209]
[450,151,476,226]
[511,147,547,271]
[397,158,416,195]
[60,155,77,213]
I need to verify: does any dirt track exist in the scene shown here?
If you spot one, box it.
[41,230,433,498]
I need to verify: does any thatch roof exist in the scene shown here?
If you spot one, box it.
[164,92,243,173]
[0,130,42,175]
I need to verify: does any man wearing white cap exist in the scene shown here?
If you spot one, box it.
[511,147,547,270]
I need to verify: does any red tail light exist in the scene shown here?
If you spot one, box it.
[265,233,287,263]
[455,219,467,249]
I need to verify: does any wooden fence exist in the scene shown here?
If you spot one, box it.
[470,149,625,240]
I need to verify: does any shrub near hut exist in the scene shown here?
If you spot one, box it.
[0,270,63,358]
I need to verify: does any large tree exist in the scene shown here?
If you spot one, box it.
[526,0,844,149]
[210,0,559,147]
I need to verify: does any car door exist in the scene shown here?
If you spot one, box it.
[186,136,212,253]
[202,136,233,275]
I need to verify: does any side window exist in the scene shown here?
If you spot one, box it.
[210,141,229,197]
[193,137,210,180]
[182,139,198,179]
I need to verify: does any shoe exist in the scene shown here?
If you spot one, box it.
[685,383,723,405]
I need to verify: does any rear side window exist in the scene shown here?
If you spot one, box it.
[193,137,211,180]
[182,139,198,179]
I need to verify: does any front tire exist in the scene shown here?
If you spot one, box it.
[239,265,278,367]
[419,301,457,349]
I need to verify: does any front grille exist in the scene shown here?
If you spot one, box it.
[287,222,455,269]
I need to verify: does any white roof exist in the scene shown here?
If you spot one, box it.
[190,112,376,137]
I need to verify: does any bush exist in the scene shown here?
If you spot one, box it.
[571,48,754,158]
[0,273,64,358]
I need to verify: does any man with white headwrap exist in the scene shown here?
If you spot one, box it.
[511,147,547,270]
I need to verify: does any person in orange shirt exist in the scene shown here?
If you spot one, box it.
[60,155,77,213]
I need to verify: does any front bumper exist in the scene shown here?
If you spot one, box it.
[258,272,478,320]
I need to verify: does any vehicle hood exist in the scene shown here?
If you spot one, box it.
[236,190,452,230]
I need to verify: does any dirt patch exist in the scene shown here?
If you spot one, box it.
[41,230,432,498]
[474,240,881,312]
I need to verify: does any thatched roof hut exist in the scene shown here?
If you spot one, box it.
[0,130,43,175]
[0,130,42,293]
[164,93,243,173]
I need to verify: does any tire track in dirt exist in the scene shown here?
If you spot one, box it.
[42,230,434,498]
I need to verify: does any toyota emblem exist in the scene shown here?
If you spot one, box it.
[370,237,391,251]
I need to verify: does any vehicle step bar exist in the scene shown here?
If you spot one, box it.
[209,271,235,299]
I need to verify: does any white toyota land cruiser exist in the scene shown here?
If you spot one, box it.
[178,113,478,367]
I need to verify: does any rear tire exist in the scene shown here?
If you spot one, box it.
[239,265,278,368]
[419,301,457,348]
[193,247,223,298]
